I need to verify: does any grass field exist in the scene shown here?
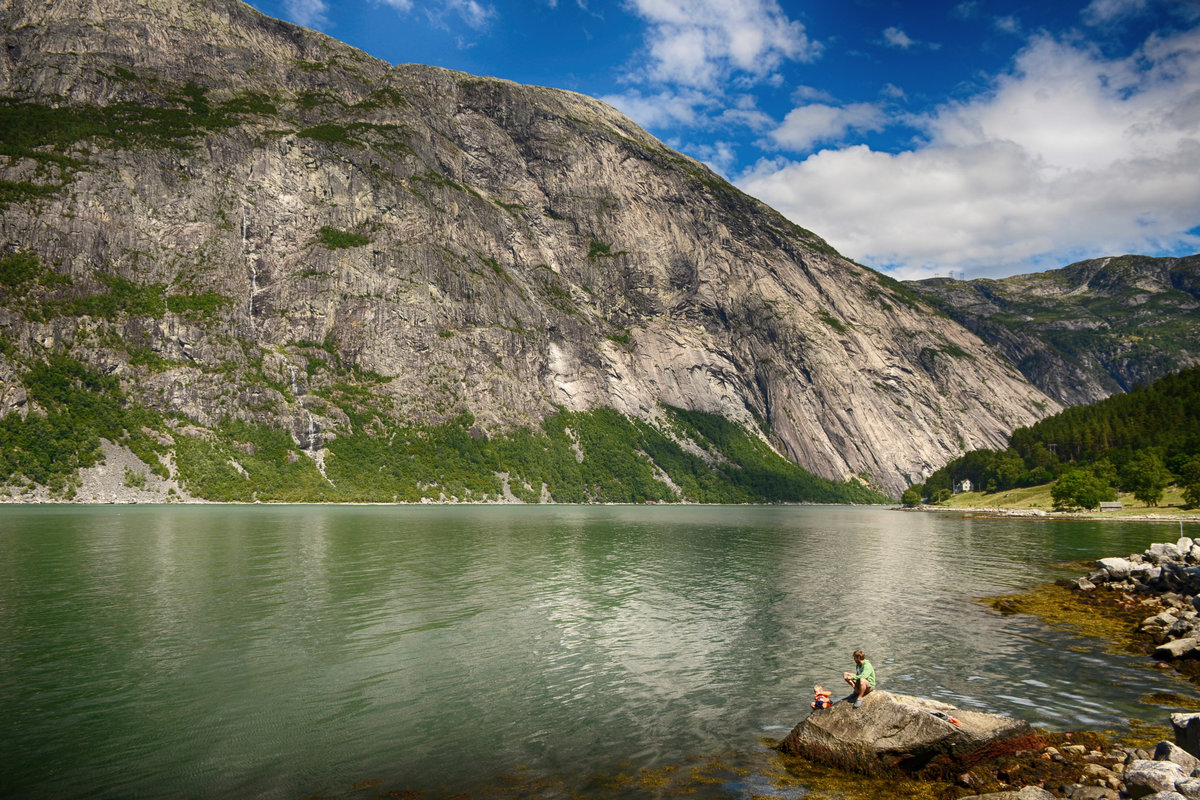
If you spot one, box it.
[933,484,1198,518]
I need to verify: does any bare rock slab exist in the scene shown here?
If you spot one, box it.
[776,690,1032,772]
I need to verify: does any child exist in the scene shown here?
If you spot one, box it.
[811,685,832,710]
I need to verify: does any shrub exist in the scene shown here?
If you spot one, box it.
[317,226,371,249]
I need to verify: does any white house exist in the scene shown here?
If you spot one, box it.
[954,479,973,494]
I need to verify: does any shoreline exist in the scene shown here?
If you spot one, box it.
[899,504,1200,524]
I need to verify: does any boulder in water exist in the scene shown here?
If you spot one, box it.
[776,690,1032,773]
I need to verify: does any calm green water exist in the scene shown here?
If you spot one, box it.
[1,505,1197,799]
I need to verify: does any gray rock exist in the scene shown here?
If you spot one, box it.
[1067,788,1119,800]
[1155,639,1200,660]
[777,690,1031,772]
[1150,543,1185,563]
[1125,759,1190,798]
[1156,741,1200,772]
[1173,712,1200,759]
[1176,778,1200,800]
[958,788,1057,800]
[1144,611,1181,638]
[1100,557,1135,579]
[1138,793,1188,800]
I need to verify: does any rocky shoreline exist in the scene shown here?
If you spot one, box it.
[773,535,1200,799]
[954,535,1200,799]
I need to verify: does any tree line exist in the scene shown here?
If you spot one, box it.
[902,365,1200,510]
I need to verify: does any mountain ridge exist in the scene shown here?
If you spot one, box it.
[0,0,1057,499]
[905,254,1200,407]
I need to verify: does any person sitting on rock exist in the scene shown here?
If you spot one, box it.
[811,685,832,710]
[843,649,876,708]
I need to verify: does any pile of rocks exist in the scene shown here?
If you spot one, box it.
[957,721,1200,800]
[1070,537,1200,662]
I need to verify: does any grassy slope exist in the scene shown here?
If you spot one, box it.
[935,484,1196,518]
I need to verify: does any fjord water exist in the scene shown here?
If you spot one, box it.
[2,505,1197,799]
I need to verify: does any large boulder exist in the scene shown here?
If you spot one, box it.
[776,691,1033,772]
[1174,713,1200,759]
[1125,759,1191,798]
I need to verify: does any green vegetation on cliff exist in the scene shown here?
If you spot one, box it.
[0,348,886,505]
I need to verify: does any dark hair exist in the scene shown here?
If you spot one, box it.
[853,649,865,660]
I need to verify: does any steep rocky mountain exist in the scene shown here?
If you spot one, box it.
[0,0,1056,500]
[905,255,1200,408]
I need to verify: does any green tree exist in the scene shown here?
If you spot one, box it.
[901,487,922,507]
[1180,457,1200,510]
[990,451,1026,491]
[1123,450,1171,507]
[1051,467,1115,510]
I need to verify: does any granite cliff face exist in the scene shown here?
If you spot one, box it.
[0,0,1057,498]
[906,255,1200,408]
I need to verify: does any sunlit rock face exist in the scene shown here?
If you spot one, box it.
[0,0,1057,495]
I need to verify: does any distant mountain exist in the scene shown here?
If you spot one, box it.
[0,0,1055,501]
[905,255,1200,407]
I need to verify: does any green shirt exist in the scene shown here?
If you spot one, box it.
[855,659,876,687]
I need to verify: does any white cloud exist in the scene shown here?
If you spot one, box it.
[602,86,773,134]
[375,0,495,31]
[623,0,821,89]
[1082,0,1147,25]
[791,84,836,103]
[690,140,738,175]
[769,103,887,152]
[601,88,715,129]
[882,26,915,49]
[446,0,496,28]
[952,1,980,20]
[994,15,1021,34]
[737,29,1200,278]
[284,0,330,29]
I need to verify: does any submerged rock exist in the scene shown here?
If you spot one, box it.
[776,690,1032,772]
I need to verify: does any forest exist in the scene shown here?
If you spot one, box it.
[904,365,1200,510]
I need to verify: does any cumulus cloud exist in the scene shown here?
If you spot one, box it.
[769,103,887,152]
[623,0,821,89]
[882,27,915,49]
[284,0,330,29]
[737,29,1200,278]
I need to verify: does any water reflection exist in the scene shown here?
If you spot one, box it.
[0,505,1195,800]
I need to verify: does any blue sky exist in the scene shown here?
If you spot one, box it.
[245,0,1200,280]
